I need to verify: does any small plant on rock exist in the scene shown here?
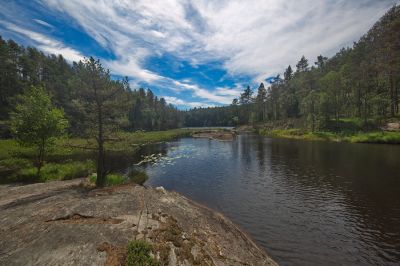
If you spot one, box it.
[126,240,160,266]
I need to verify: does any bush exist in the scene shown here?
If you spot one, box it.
[13,160,94,183]
[0,157,32,170]
[90,173,125,186]
[348,131,400,144]
[105,174,125,186]
[126,240,160,266]
[128,169,148,185]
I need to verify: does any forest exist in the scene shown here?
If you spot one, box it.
[0,39,182,138]
[2,6,400,135]
[184,5,400,133]
[1,5,400,185]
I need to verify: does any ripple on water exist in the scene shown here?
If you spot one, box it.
[129,136,400,266]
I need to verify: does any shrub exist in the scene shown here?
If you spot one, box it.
[0,157,32,170]
[90,173,125,186]
[126,240,160,266]
[128,169,148,185]
[105,174,125,186]
[14,160,94,183]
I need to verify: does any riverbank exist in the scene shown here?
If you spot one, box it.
[258,128,400,144]
[0,179,276,265]
[0,129,193,184]
[192,129,236,141]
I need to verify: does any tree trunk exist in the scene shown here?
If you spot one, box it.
[96,105,106,187]
[36,139,45,176]
[390,74,395,117]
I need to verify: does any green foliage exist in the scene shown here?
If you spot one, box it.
[0,157,32,170]
[0,36,183,136]
[346,131,400,144]
[89,173,125,186]
[2,160,94,183]
[11,87,68,145]
[126,240,160,266]
[128,169,148,185]
[184,6,400,130]
[0,129,192,184]
[259,128,400,144]
[128,88,182,131]
[10,86,68,173]
[0,140,36,160]
[105,174,125,186]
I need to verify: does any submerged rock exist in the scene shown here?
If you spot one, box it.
[0,179,276,266]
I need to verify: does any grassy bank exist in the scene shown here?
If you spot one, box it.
[0,129,193,184]
[258,128,400,144]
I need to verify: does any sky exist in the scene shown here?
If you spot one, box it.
[0,0,398,109]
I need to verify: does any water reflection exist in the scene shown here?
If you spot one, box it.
[112,134,400,266]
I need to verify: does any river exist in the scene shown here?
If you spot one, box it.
[121,133,400,265]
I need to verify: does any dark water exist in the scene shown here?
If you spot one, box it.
[122,134,400,266]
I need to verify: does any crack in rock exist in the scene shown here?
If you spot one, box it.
[45,213,124,224]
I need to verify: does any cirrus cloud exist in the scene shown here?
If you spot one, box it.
[1,0,398,108]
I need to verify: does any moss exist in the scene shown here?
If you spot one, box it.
[125,240,160,266]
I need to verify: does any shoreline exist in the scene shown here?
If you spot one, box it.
[192,130,236,141]
[255,128,400,145]
[0,179,277,265]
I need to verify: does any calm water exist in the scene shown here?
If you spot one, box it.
[122,134,400,265]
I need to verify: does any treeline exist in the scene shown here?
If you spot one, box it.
[184,5,400,130]
[0,37,182,137]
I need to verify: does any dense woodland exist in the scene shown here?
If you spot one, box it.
[184,6,400,130]
[0,39,182,137]
[1,5,400,135]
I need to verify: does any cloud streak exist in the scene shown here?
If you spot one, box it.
[2,0,398,108]
[40,0,396,79]
[1,21,83,62]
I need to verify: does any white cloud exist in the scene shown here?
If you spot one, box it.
[6,0,397,106]
[1,21,83,62]
[40,0,396,82]
[33,19,54,29]
[163,96,214,108]
[193,0,397,79]
[170,80,236,104]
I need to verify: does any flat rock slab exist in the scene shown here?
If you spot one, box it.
[0,179,276,266]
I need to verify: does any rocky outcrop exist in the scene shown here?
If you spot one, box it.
[381,122,400,131]
[0,179,276,265]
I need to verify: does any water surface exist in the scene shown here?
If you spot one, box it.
[121,134,400,266]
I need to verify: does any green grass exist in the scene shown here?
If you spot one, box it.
[0,139,35,160]
[126,240,160,266]
[259,128,400,144]
[88,170,149,187]
[1,160,94,183]
[0,129,194,184]
[89,173,125,186]
[344,131,400,144]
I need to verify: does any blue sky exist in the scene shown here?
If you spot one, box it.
[0,0,398,109]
